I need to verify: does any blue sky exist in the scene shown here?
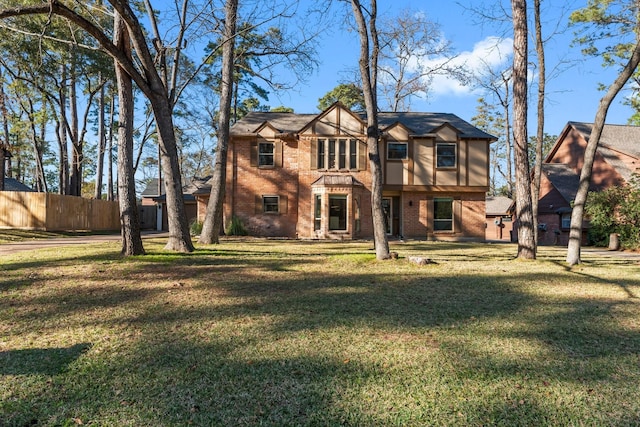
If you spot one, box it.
[272,0,636,137]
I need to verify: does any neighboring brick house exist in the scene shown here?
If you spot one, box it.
[537,121,640,245]
[140,178,202,231]
[485,196,514,241]
[197,102,496,240]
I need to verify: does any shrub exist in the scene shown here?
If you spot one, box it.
[586,175,640,249]
[226,215,248,236]
[189,220,203,236]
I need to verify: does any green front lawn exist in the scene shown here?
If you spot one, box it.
[1,239,639,426]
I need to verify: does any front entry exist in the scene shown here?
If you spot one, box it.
[382,197,401,236]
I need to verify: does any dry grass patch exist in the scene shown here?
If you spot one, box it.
[1,239,639,426]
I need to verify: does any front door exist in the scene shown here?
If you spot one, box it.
[382,198,392,235]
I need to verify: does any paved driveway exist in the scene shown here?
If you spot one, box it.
[0,232,168,255]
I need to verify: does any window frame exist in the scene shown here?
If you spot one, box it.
[433,197,454,232]
[317,138,360,170]
[328,194,348,231]
[262,195,280,214]
[314,194,322,231]
[436,143,457,168]
[561,212,571,229]
[387,142,408,160]
[258,142,275,167]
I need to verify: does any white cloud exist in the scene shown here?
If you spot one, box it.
[428,36,514,97]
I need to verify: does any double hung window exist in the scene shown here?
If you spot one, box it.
[258,142,275,167]
[433,198,453,231]
[436,143,456,168]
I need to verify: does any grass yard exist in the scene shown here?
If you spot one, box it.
[1,238,639,426]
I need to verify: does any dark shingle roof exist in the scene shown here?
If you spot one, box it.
[377,112,496,139]
[1,177,34,192]
[542,163,580,204]
[230,112,317,135]
[230,110,496,140]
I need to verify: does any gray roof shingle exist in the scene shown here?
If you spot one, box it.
[230,110,497,140]
[485,196,514,216]
[542,163,580,204]
[1,177,34,192]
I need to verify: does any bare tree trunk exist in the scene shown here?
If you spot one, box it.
[199,0,238,245]
[566,34,640,266]
[532,0,545,244]
[511,0,536,259]
[95,78,106,199]
[58,63,70,195]
[502,73,513,197]
[69,53,83,197]
[107,93,115,201]
[351,0,390,260]
[0,70,8,190]
[114,12,144,256]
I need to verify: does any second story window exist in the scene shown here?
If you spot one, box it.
[258,142,275,167]
[387,142,408,160]
[316,138,360,170]
[436,143,457,168]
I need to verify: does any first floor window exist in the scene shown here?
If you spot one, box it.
[259,142,275,166]
[314,194,322,231]
[561,212,571,229]
[329,195,347,231]
[436,143,456,168]
[387,142,408,160]
[263,196,279,213]
[434,198,453,231]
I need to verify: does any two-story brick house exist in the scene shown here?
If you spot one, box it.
[199,102,495,240]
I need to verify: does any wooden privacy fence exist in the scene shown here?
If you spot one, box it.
[0,191,120,231]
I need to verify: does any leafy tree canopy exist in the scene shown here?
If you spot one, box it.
[317,83,366,112]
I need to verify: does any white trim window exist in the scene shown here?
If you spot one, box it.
[329,194,348,231]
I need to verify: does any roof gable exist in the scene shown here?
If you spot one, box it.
[299,102,365,136]
[546,121,640,181]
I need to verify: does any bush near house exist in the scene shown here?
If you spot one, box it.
[586,175,640,249]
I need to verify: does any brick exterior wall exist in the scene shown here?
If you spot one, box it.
[213,107,492,241]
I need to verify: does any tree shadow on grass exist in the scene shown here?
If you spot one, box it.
[0,343,91,376]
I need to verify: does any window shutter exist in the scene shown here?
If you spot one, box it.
[255,195,263,214]
[250,142,258,167]
[275,141,283,168]
[359,141,367,170]
[279,195,288,214]
[310,140,318,169]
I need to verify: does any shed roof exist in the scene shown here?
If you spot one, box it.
[311,175,364,187]
[1,177,34,192]
[485,196,514,216]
